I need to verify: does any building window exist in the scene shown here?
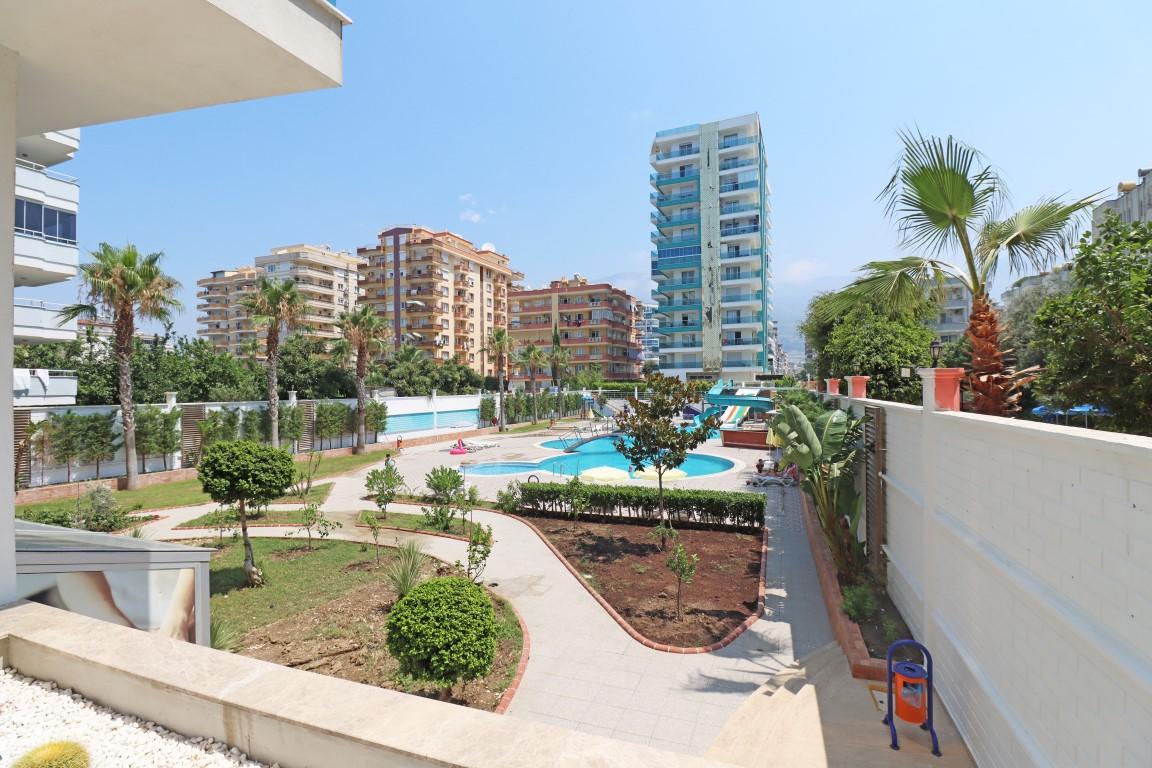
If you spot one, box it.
[14,198,77,245]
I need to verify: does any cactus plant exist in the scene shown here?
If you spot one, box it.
[13,741,90,768]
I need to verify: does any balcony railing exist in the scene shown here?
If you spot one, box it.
[651,191,700,207]
[719,202,760,216]
[719,135,757,150]
[651,211,700,228]
[654,301,702,313]
[650,169,700,185]
[655,123,700,138]
[718,157,757,172]
[720,293,762,303]
[652,145,699,160]
[721,270,762,280]
[719,180,759,193]
[722,336,763,346]
[656,323,702,333]
[653,279,701,292]
[660,340,703,349]
[651,233,700,248]
[720,224,760,237]
[721,313,764,325]
[722,248,763,260]
[651,244,702,260]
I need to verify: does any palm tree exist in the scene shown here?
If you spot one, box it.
[241,277,305,447]
[549,323,566,387]
[825,132,1096,416]
[335,306,389,454]
[516,344,549,423]
[60,244,180,490]
[484,328,513,431]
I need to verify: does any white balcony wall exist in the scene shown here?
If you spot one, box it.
[14,161,79,286]
[13,368,77,406]
[834,394,1152,768]
[14,298,75,343]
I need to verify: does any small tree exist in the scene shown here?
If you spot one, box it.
[365,515,383,564]
[460,524,495,583]
[295,503,341,551]
[49,411,83,483]
[613,374,717,527]
[385,576,497,699]
[291,451,322,502]
[198,441,295,586]
[134,405,164,473]
[365,464,404,520]
[648,520,680,553]
[315,402,353,450]
[666,542,699,621]
[425,466,464,502]
[365,400,388,442]
[565,475,589,532]
[495,479,522,514]
[79,412,120,480]
[199,407,240,454]
[157,408,182,470]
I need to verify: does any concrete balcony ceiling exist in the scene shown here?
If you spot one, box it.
[3,0,349,136]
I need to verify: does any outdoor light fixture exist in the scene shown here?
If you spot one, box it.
[930,340,942,368]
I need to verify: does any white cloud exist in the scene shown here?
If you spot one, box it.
[458,192,476,204]
[459,209,482,224]
[480,242,496,251]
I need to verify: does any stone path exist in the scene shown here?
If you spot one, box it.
[142,432,833,755]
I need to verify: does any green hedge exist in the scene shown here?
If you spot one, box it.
[518,482,763,529]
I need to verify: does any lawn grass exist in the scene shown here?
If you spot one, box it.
[357,509,475,537]
[176,506,313,529]
[208,538,389,634]
[269,481,333,506]
[17,450,390,520]
[500,422,550,434]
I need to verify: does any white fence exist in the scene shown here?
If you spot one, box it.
[19,392,481,487]
[836,391,1152,767]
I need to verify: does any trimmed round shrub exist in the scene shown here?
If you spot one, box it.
[386,576,496,688]
[14,741,89,768]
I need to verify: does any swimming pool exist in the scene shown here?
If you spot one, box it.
[462,436,734,478]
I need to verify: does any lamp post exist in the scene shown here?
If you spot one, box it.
[930,340,942,368]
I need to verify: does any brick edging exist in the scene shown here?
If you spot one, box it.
[494,599,531,715]
[510,513,768,654]
[798,493,886,680]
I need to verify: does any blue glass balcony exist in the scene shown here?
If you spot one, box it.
[719,202,759,216]
[651,244,702,260]
[661,339,704,349]
[718,135,757,150]
[720,292,762,303]
[721,312,764,325]
[651,169,700,186]
[653,278,701,293]
[720,223,760,237]
[721,247,763,260]
[721,269,763,281]
[652,255,702,273]
[656,123,700,138]
[651,190,700,207]
[719,180,759,193]
[655,301,702,314]
[651,211,700,229]
[718,157,757,172]
[651,233,700,248]
[656,323,703,334]
[652,145,699,160]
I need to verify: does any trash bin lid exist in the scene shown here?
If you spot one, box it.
[894,661,926,680]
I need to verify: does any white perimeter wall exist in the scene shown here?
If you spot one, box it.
[851,396,1152,767]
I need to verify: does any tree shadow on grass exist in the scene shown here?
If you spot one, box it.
[210,566,248,597]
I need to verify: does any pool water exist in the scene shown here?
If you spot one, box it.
[463,436,734,478]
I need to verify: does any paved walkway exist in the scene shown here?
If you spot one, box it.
[143,430,833,755]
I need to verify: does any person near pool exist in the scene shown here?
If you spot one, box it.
[385,454,395,469]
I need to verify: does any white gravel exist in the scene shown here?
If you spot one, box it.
[0,668,274,768]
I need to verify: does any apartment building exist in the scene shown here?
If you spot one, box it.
[357,227,522,376]
[929,277,972,344]
[13,128,81,405]
[639,300,661,370]
[649,113,773,380]
[509,275,643,385]
[1093,168,1152,231]
[195,245,361,356]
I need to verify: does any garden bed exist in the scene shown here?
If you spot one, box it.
[530,518,762,647]
[837,575,917,663]
[208,539,522,711]
[356,510,476,538]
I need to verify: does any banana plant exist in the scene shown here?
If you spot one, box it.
[773,404,868,580]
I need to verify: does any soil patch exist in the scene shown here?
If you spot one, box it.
[535,519,762,646]
[837,575,917,663]
[235,571,521,711]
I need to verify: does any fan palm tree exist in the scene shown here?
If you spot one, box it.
[824,132,1096,416]
[516,343,549,423]
[240,277,305,447]
[483,328,513,431]
[335,306,389,454]
[60,243,181,490]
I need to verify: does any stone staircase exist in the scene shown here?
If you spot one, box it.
[707,643,975,768]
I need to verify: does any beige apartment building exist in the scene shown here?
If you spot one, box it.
[357,227,522,377]
[195,244,362,356]
[509,274,643,385]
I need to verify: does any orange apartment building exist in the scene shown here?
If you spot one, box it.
[357,226,522,377]
[509,274,643,386]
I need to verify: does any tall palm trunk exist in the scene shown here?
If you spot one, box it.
[115,308,140,490]
[497,358,506,432]
[530,369,538,423]
[354,340,368,454]
[266,326,280,448]
[966,293,1036,417]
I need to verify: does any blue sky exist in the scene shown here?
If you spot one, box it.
[40,0,1152,353]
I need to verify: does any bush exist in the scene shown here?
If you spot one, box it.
[385,576,497,690]
[210,617,241,652]
[425,466,463,502]
[365,465,405,517]
[388,538,427,598]
[13,741,89,768]
[841,585,877,621]
[77,485,130,532]
[517,482,764,529]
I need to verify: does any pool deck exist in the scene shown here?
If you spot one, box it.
[389,421,761,500]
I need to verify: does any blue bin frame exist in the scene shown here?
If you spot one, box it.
[882,639,941,756]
